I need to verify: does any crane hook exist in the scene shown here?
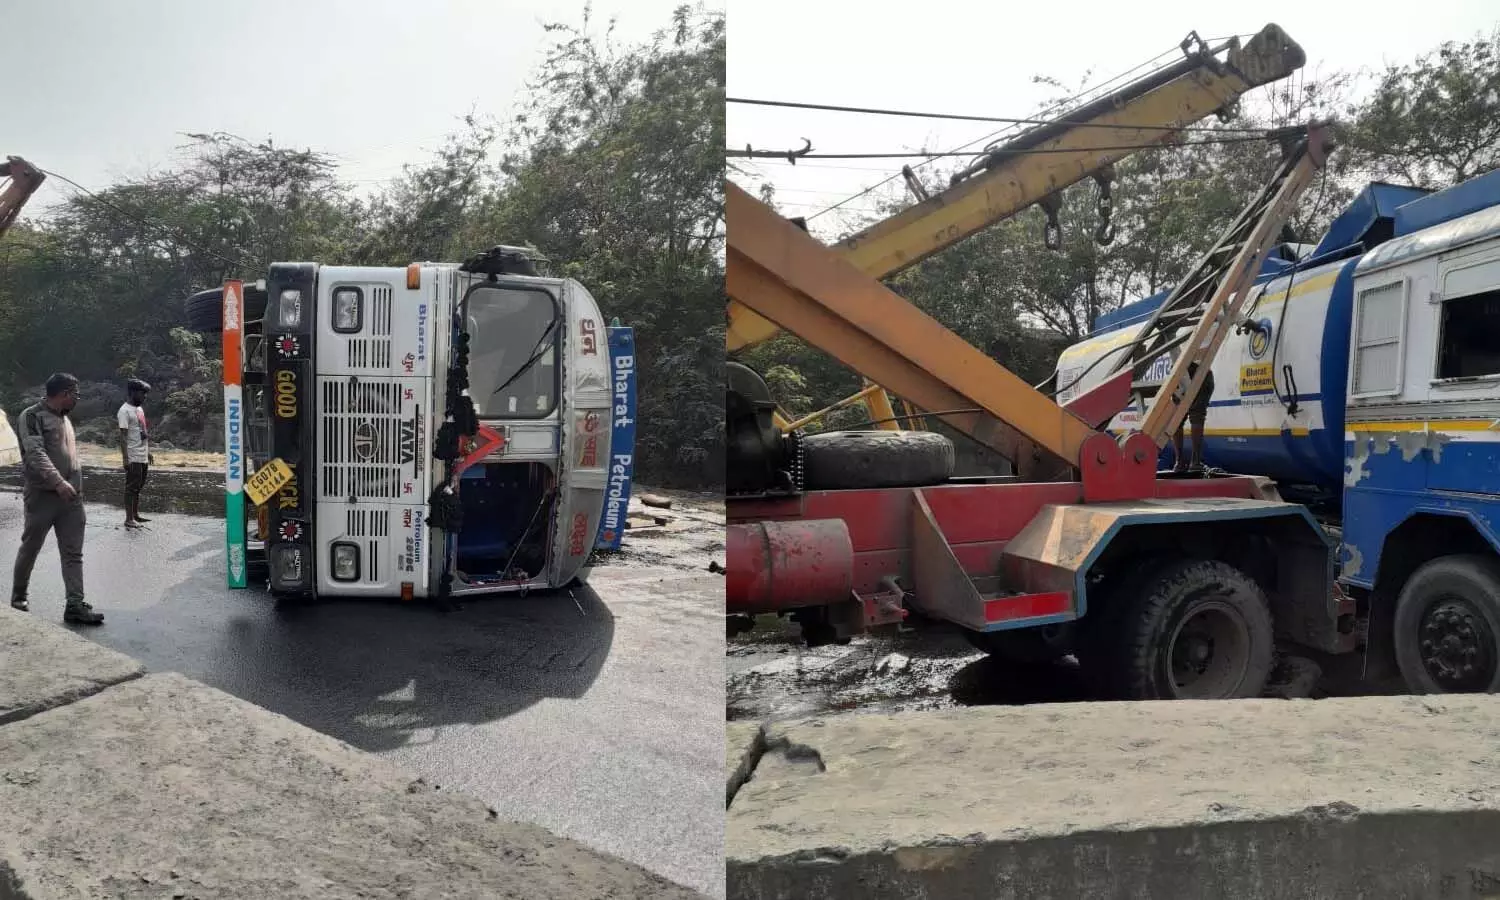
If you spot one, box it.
[1039,194,1063,251]
[1093,166,1115,246]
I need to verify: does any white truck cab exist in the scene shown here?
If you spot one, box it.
[196,245,635,603]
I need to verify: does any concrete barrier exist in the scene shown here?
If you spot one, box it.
[0,609,702,899]
[727,698,1500,899]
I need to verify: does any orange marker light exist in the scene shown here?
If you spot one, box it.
[400,582,414,602]
[406,264,421,290]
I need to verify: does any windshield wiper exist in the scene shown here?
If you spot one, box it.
[491,316,560,398]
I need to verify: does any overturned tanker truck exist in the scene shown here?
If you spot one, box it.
[184,245,638,604]
[1057,168,1500,694]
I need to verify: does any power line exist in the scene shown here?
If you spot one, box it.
[38,168,251,270]
[728,97,1269,134]
[728,135,1274,160]
[802,42,1187,222]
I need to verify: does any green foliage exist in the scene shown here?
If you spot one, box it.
[0,3,725,488]
[1344,30,1500,187]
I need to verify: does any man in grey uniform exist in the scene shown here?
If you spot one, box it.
[10,373,104,625]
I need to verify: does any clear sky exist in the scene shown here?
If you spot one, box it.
[728,0,1499,239]
[14,0,716,212]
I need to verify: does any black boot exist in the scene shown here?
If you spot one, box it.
[10,594,27,612]
[64,601,103,625]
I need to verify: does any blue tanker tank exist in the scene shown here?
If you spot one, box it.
[1054,182,1432,499]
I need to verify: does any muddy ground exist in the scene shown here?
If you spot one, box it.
[728,617,1401,723]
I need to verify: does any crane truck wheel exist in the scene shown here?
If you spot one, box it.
[1092,558,1274,701]
[1392,555,1500,694]
[183,285,269,334]
[801,430,954,490]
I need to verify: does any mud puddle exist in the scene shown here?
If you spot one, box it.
[728,619,1091,722]
[729,619,1393,722]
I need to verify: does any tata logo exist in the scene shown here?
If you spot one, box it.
[398,410,420,467]
[352,422,379,461]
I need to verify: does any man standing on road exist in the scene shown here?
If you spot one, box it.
[118,377,152,529]
[10,373,104,625]
[1172,361,1215,474]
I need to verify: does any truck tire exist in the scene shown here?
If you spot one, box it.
[1091,558,1274,700]
[802,430,954,490]
[1393,555,1500,694]
[964,624,1074,664]
[183,286,269,334]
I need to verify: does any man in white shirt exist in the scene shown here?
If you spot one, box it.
[117,378,152,529]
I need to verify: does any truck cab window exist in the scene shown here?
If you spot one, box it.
[464,285,559,418]
[1438,289,1500,379]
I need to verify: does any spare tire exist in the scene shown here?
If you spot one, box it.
[802,430,954,490]
[183,285,269,334]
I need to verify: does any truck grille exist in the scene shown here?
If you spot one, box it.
[319,378,408,500]
[346,508,391,537]
[346,509,389,582]
[345,286,394,370]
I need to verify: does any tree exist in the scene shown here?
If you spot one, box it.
[1344,30,1500,187]
[0,4,725,489]
[464,3,726,484]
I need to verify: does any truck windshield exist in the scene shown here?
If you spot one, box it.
[464,284,560,418]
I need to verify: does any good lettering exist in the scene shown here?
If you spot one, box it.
[274,369,298,419]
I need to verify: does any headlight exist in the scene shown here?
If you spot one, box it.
[278,289,303,328]
[332,287,362,333]
[273,545,304,586]
[331,542,360,582]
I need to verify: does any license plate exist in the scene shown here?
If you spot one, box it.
[245,458,293,507]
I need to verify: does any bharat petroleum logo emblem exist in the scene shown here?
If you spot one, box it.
[1248,317,1273,361]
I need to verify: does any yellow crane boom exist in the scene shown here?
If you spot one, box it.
[727,24,1306,355]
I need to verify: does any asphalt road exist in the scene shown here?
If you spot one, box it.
[0,488,726,897]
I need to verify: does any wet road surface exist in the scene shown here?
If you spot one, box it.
[0,487,726,897]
